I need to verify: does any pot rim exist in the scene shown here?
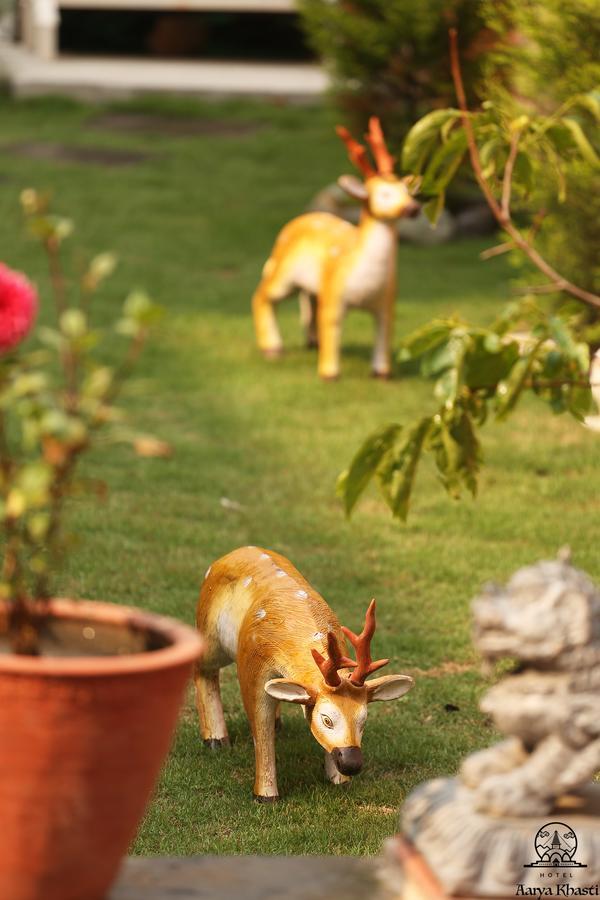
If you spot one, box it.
[0,598,203,676]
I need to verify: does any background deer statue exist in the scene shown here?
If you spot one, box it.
[195,545,414,801]
[252,117,421,380]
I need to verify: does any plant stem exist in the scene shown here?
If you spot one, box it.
[44,236,79,409]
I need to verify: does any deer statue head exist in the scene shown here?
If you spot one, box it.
[336,117,421,221]
[265,600,414,777]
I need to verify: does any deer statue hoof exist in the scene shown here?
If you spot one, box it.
[320,373,339,382]
[372,370,392,380]
[253,793,280,804]
[262,347,283,360]
[203,737,231,750]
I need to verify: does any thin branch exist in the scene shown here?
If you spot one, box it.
[513,282,566,296]
[480,241,514,260]
[448,28,600,311]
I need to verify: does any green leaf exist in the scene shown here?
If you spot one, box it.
[60,309,87,339]
[398,320,454,362]
[496,346,542,420]
[338,423,402,517]
[567,385,593,422]
[16,461,53,507]
[420,129,468,195]
[463,335,520,393]
[450,410,481,497]
[377,417,432,521]
[560,117,600,167]
[402,109,462,172]
[89,252,117,282]
[548,317,590,371]
[512,152,534,196]
[561,91,600,123]
[423,194,445,225]
[429,408,481,499]
[82,366,113,399]
[479,137,503,178]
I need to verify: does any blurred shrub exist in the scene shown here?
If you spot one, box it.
[485,0,600,305]
[298,0,509,147]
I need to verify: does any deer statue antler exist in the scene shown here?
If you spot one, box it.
[336,118,395,179]
[342,599,389,686]
[311,631,357,687]
[335,125,376,179]
[365,116,395,176]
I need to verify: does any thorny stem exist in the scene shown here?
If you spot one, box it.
[44,236,79,410]
[448,28,600,311]
[33,460,73,603]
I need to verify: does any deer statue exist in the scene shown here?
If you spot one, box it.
[252,117,421,380]
[194,545,414,801]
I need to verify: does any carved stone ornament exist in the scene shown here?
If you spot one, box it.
[399,553,600,897]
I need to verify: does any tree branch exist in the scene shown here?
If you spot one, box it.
[448,28,600,311]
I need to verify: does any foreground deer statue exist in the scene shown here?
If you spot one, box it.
[195,546,414,801]
[252,117,420,380]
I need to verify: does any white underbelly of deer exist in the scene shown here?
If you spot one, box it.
[343,220,396,310]
[289,254,323,297]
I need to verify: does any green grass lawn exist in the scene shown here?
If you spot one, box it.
[1,92,599,856]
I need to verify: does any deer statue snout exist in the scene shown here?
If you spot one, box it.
[405,199,421,218]
[333,746,363,776]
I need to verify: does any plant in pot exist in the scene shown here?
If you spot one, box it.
[0,191,203,900]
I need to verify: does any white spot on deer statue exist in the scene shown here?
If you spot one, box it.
[194,546,414,801]
[252,117,421,380]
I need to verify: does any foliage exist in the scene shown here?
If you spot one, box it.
[339,305,593,520]
[484,0,600,302]
[339,25,600,523]
[298,0,504,145]
[0,191,165,654]
[402,90,600,233]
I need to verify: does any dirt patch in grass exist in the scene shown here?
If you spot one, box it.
[1,142,154,166]
[90,113,262,139]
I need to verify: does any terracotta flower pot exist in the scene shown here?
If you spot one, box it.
[0,598,203,900]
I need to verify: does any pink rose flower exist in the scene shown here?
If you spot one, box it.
[0,263,38,352]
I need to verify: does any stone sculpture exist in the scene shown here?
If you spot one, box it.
[396,553,600,897]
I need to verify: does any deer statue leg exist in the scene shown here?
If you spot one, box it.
[299,291,318,349]
[194,664,230,749]
[252,280,283,359]
[372,271,396,379]
[317,286,344,380]
[239,671,280,802]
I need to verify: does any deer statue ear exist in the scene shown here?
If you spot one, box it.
[265,679,314,705]
[338,175,369,202]
[366,674,414,703]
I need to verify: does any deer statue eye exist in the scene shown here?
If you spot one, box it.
[321,714,334,729]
